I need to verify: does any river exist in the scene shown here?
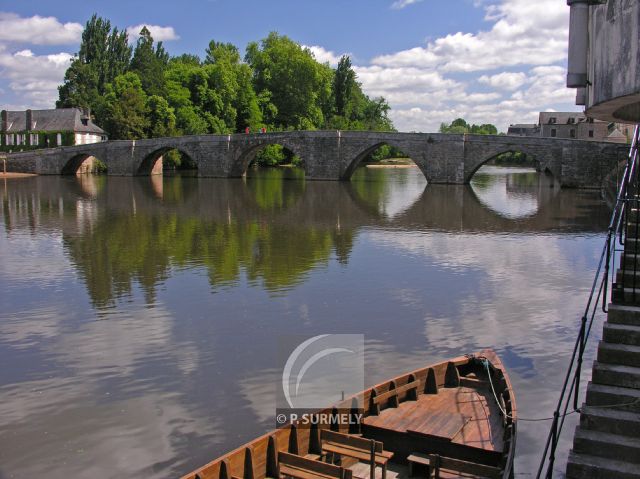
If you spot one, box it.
[0,166,610,478]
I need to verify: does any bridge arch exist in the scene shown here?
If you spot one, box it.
[231,140,306,177]
[465,145,559,184]
[342,141,428,181]
[138,146,197,175]
[61,153,106,175]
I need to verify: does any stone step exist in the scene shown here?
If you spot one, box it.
[616,268,640,285]
[592,361,640,389]
[598,340,640,368]
[626,221,640,237]
[586,382,640,413]
[566,450,640,479]
[608,303,640,327]
[573,426,640,464]
[604,322,640,346]
[621,252,640,268]
[612,286,640,306]
[579,404,640,437]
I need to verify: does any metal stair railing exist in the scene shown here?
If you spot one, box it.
[536,124,640,479]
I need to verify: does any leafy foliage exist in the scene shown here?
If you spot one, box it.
[58,15,395,167]
[439,118,499,135]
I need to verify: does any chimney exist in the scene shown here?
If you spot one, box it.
[26,109,33,131]
[1,110,7,132]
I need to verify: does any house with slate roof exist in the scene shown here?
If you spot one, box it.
[0,108,107,152]
[507,111,630,143]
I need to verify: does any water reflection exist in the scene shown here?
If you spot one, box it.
[471,166,559,219]
[0,167,611,478]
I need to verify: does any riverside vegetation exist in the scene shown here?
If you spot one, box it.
[56,15,513,168]
[56,15,395,167]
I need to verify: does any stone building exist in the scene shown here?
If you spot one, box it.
[0,108,107,152]
[507,112,629,143]
[505,124,540,137]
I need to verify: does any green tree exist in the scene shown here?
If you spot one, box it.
[130,26,168,97]
[246,32,330,129]
[439,118,499,135]
[101,72,149,139]
[147,95,176,137]
[205,41,241,65]
[334,55,356,117]
[57,14,131,114]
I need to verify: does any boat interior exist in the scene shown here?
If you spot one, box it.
[185,351,516,479]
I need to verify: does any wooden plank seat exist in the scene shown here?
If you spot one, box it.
[320,430,393,479]
[277,452,353,479]
[407,452,501,479]
[370,379,420,414]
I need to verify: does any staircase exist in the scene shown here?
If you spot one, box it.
[565,130,640,478]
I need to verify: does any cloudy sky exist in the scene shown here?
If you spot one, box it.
[0,0,580,132]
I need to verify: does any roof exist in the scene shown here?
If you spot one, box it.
[508,124,538,129]
[538,111,586,124]
[1,108,106,135]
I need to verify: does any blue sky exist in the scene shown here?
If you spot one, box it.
[0,0,580,132]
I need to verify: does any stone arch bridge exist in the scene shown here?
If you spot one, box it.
[5,130,628,188]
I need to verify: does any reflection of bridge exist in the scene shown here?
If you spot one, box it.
[5,131,628,188]
[1,175,611,235]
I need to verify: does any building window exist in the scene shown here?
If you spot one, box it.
[6,134,14,145]
[570,129,576,138]
[551,129,557,137]
[30,134,39,146]
[588,130,594,138]
[549,117,557,124]
[568,117,575,124]
[56,133,62,146]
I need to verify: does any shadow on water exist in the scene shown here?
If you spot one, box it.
[0,165,612,478]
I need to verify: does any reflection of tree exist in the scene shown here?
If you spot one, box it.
[349,168,392,211]
[63,212,348,307]
[245,168,305,211]
[469,171,498,190]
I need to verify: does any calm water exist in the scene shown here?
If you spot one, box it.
[0,166,610,478]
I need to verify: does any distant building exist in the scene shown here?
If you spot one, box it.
[0,108,107,152]
[507,112,629,143]
[506,124,540,137]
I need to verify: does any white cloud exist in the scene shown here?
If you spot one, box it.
[305,45,347,67]
[349,0,579,133]
[373,0,568,72]
[126,24,180,42]
[391,0,424,9]
[0,49,72,108]
[478,71,527,91]
[0,12,82,45]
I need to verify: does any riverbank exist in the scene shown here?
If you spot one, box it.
[0,172,37,179]
[365,158,416,168]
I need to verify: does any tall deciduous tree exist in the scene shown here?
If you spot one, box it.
[147,95,176,138]
[57,14,131,112]
[101,72,149,139]
[130,26,169,97]
[334,55,356,117]
[246,32,330,129]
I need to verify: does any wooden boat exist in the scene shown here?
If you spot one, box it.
[183,349,516,479]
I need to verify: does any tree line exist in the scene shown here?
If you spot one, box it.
[57,15,394,166]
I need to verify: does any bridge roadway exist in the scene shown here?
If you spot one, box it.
[5,130,628,188]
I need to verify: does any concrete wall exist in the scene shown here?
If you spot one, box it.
[586,0,640,122]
